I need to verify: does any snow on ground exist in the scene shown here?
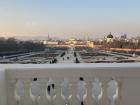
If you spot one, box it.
[57,47,76,63]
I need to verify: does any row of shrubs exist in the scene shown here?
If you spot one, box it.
[0,37,45,54]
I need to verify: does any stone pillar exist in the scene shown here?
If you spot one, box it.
[92,78,103,105]
[8,79,17,105]
[22,79,32,105]
[39,80,47,105]
[107,78,119,105]
[61,78,72,105]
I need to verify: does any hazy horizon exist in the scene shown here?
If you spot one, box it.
[0,0,140,40]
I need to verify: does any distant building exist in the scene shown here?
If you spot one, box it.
[66,38,77,45]
[121,34,127,40]
[47,41,59,45]
[106,32,114,43]
[120,34,129,42]
[40,37,95,48]
[132,38,139,44]
[86,41,95,48]
[65,38,95,48]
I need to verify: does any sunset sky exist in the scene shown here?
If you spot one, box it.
[0,0,140,39]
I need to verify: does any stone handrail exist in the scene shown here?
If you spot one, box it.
[5,63,140,105]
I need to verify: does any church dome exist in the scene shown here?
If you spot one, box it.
[107,32,113,38]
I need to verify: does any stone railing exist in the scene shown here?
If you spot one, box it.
[5,63,140,105]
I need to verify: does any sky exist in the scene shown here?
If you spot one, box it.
[0,0,140,40]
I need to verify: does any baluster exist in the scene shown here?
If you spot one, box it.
[107,78,118,105]
[31,79,41,105]
[8,79,17,105]
[16,80,24,105]
[22,79,32,105]
[77,77,87,105]
[61,78,72,105]
[92,78,103,105]
[39,79,48,105]
[47,78,56,105]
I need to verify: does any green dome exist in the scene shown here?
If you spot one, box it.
[107,33,113,38]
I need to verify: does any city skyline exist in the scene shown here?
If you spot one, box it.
[0,0,140,39]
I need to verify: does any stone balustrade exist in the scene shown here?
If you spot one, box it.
[4,64,140,105]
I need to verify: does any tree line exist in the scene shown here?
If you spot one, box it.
[0,37,45,53]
